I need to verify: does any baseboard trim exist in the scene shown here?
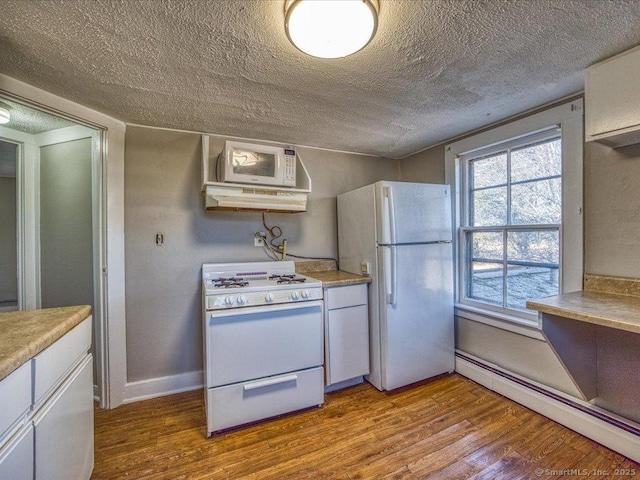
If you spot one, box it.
[123,370,203,404]
[455,351,640,463]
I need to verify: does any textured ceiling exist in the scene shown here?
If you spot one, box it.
[1,0,640,159]
[0,99,77,135]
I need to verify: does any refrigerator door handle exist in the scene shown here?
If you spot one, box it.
[390,245,397,306]
[384,245,397,306]
[383,185,397,245]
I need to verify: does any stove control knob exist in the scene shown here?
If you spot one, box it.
[291,291,300,301]
[301,289,309,299]
[237,295,247,305]
[265,293,274,303]
[224,296,234,306]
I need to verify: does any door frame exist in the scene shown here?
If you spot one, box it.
[0,74,127,409]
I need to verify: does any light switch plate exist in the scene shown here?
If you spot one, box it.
[360,262,370,274]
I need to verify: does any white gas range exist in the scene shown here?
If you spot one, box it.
[202,261,323,310]
[202,261,324,435]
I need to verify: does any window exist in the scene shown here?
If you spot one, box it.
[463,133,561,311]
[445,101,583,325]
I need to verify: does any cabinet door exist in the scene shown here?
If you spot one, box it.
[586,46,640,142]
[327,305,370,385]
[0,424,34,480]
[34,355,94,480]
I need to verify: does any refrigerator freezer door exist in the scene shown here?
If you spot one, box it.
[377,243,454,391]
[376,182,452,245]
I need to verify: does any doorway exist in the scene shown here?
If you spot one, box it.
[0,97,104,402]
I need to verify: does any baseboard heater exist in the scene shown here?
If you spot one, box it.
[455,351,640,439]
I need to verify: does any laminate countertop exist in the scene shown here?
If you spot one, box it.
[0,305,92,381]
[304,270,372,288]
[526,291,640,335]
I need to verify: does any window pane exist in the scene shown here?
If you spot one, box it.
[472,231,503,262]
[511,138,561,183]
[511,178,561,225]
[506,230,559,310]
[467,231,504,306]
[507,230,559,265]
[468,262,503,306]
[506,265,559,310]
[471,187,507,226]
[470,153,507,189]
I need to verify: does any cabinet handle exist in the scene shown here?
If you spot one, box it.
[243,374,298,391]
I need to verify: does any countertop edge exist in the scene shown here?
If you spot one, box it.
[526,292,640,335]
[0,305,92,381]
[302,270,372,288]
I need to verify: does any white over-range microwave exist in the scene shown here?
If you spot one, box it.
[218,140,297,188]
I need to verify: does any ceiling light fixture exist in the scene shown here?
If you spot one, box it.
[0,104,10,124]
[284,0,379,59]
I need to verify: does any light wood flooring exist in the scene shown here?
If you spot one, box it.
[91,374,639,479]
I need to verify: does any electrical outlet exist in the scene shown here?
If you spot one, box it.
[254,232,266,247]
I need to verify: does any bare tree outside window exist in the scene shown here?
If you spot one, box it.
[464,137,561,311]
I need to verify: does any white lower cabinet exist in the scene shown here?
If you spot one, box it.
[324,284,370,388]
[0,316,93,480]
[0,424,34,480]
[34,355,94,480]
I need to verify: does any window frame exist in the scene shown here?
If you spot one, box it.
[445,100,583,329]
[460,130,562,318]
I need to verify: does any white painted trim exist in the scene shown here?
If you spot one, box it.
[456,353,640,463]
[0,73,127,409]
[126,122,383,158]
[445,100,584,322]
[0,125,34,144]
[401,92,583,160]
[123,371,203,404]
[90,131,105,406]
[34,125,95,147]
[0,129,40,311]
[455,304,545,340]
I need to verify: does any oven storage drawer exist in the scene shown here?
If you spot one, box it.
[206,366,323,433]
[205,301,323,387]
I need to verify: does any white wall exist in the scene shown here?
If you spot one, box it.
[39,138,94,310]
[584,141,640,277]
[0,177,17,305]
[124,126,400,383]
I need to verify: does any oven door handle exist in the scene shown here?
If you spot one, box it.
[207,300,323,318]
[243,374,298,391]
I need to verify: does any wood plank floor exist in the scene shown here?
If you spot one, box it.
[91,374,639,479]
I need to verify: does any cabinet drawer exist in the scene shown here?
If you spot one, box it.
[326,284,367,310]
[0,362,31,442]
[33,317,91,406]
[206,366,324,433]
[0,423,34,480]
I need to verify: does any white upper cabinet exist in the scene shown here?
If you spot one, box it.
[585,45,640,147]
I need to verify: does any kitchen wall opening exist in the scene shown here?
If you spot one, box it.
[0,96,105,402]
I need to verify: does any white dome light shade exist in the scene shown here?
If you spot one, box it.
[0,106,9,124]
[285,0,378,59]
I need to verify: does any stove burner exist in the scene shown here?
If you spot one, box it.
[212,277,249,288]
[269,274,307,285]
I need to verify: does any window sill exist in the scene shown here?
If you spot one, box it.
[454,303,545,340]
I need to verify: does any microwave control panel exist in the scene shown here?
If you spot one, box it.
[283,148,296,186]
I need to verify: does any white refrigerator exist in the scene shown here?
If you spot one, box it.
[337,181,454,391]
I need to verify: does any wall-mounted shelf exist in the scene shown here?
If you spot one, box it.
[201,135,311,212]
